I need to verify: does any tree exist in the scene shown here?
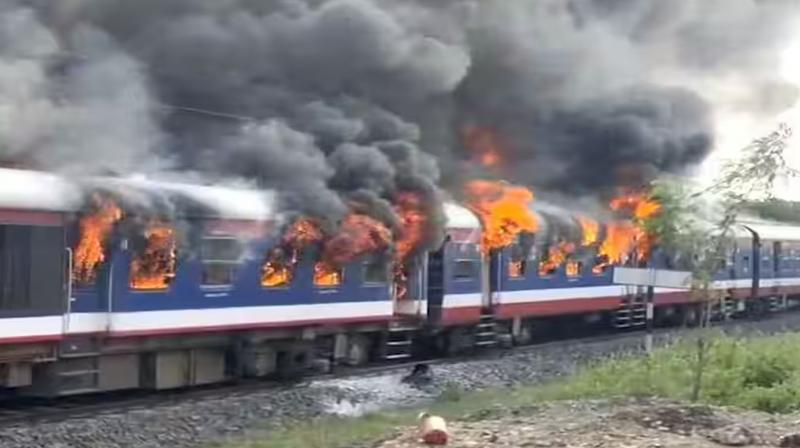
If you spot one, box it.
[645,123,797,402]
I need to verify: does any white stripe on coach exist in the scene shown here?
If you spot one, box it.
[497,285,626,304]
[106,300,393,333]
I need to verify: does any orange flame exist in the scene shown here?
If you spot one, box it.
[261,251,294,287]
[130,222,177,290]
[538,241,575,276]
[261,213,390,289]
[610,193,661,220]
[322,214,392,266]
[284,218,324,250]
[314,261,342,286]
[508,259,525,278]
[577,215,599,246]
[464,180,538,253]
[393,192,427,263]
[463,125,503,168]
[591,191,661,274]
[566,260,582,277]
[392,192,429,299]
[261,218,323,287]
[73,195,123,285]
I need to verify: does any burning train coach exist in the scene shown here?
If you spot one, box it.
[0,167,799,396]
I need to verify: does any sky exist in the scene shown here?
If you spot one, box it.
[701,31,800,199]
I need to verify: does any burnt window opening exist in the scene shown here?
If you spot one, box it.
[453,259,478,281]
[72,199,123,287]
[201,237,242,287]
[314,261,343,287]
[363,256,388,284]
[566,261,582,278]
[539,262,557,277]
[261,247,295,288]
[592,263,611,276]
[508,241,534,279]
[508,259,526,278]
[129,223,178,291]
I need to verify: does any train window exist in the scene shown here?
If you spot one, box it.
[202,263,236,286]
[508,259,526,278]
[566,261,582,278]
[201,238,242,261]
[0,225,64,313]
[508,243,534,279]
[363,257,388,284]
[200,237,242,287]
[453,260,477,280]
[129,225,178,291]
[314,262,343,287]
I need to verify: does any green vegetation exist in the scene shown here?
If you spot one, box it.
[217,332,800,448]
[542,332,800,413]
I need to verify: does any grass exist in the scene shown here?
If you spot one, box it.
[217,331,800,448]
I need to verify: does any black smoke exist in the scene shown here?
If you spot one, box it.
[2,0,800,232]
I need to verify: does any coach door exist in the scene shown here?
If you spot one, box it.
[482,250,500,311]
[63,220,114,336]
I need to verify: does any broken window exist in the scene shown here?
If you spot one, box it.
[314,261,343,287]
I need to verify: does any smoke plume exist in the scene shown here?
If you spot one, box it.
[2,0,800,239]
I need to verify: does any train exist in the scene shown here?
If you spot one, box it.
[0,166,799,397]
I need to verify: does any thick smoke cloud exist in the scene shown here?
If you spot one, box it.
[2,0,800,224]
[0,3,164,175]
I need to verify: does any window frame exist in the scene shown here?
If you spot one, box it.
[452,258,478,282]
[199,236,242,288]
[313,262,345,289]
[362,257,389,285]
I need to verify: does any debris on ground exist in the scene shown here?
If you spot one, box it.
[376,398,800,448]
[419,412,449,445]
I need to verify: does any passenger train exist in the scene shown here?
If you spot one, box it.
[0,167,799,396]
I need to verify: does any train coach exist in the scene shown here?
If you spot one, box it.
[0,167,799,397]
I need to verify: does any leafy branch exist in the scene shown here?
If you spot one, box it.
[644,124,797,401]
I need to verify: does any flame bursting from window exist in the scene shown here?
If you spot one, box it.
[261,218,323,287]
[592,192,661,274]
[323,214,392,266]
[313,261,342,286]
[566,261,582,277]
[508,259,525,278]
[129,222,177,290]
[463,125,503,168]
[463,180,538,253]
[538,241,576,276]
[315,213,392,287]
[73,195,123,286]
[262,213,392,288]
[392,192,428,299]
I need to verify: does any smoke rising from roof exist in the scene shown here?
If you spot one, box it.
[2,0,799,226]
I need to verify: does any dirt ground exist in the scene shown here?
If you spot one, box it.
[374,398,800,448]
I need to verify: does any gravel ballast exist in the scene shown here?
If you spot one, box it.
[4,312,800,448]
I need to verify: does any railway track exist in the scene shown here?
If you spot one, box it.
[0,310,798,428]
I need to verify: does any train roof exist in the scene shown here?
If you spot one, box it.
[91,176,278,221]
[0,167,83,211]
[0,167,482,228]
[739,219,800,242]
[443,202,480,229]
